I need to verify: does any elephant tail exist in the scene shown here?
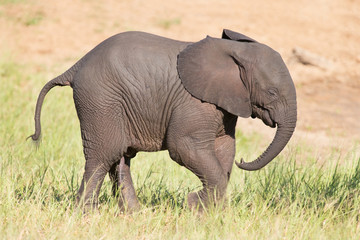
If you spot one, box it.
[28,61,81,142]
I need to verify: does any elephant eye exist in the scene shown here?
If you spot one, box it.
[268,88,278,97]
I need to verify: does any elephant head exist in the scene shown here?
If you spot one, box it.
[177,29,297,171]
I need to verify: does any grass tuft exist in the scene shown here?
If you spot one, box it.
[0,0,24,5]
[24,11,44,26]
[156,17,181,30]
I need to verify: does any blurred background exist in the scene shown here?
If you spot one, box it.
[1,0,359,153]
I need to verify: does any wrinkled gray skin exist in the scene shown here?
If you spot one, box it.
[30,29,297,212]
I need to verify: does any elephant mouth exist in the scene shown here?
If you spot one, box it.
[251,104,276,128]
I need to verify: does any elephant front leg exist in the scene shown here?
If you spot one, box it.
[169,140,229,211]
[184,135,236,211]
[215,135,236,181]
[186,158,228,212]
[116,156,140,213]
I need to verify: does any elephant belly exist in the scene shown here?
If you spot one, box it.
[119,91,178,154]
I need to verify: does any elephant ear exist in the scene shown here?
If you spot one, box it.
[177,36,252,117]
[222,29,257,43]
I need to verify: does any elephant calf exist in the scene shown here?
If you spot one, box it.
[30,29,297,212]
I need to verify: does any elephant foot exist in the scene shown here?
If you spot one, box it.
[118,199,141,214]
[187,192,206,212]
[187,189,226,212]
[75,196,99,214]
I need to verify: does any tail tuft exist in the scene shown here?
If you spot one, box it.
[27,132,41,142]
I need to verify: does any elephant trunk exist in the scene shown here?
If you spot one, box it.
[236,102,297,171]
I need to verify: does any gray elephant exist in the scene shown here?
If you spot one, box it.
[30,29,297,212]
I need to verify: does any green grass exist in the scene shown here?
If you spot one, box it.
[0,0,44,26]
[23,11,44,27]
[1,58,360,239]
[156,18,181,30]
[0,0,24,5]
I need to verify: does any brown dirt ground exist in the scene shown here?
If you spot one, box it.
[1,0,359,154]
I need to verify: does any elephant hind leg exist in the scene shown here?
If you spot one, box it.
[74,99,130,211]
[76,156,109,211]
[76,123,127,212]
[109,156,140,213]
[78,143,128,212]
[109,161,120,197]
